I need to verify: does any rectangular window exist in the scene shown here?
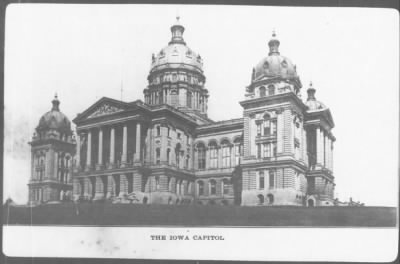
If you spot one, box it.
[259,172,265,189]
[269,171,274,188]
[257,144,261,159]
[167,127,171,137]
[177,132,181,139]
[257,123,261,136]
[156,126,161,136]
[263,120,271,136]
[263,143,269,158]
[156,148,160,164]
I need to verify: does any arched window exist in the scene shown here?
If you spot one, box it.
[222,178,230,195]
[267,194,274,204]
[187,91,192,108]
[221,139,231,168]
[197,143,206,170]
[209,141,218,168]
[258,171,265,190]
[198,181,204,196]
[263,113,271,136]
[209,180,217,195]
[257,194,264,205]
[259,86,266,97]
[268,84,275,95]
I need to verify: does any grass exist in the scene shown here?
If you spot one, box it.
[2,203,397,227]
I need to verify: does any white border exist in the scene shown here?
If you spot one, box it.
[3,226,398,261]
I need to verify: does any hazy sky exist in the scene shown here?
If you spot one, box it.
[4,4,399,206]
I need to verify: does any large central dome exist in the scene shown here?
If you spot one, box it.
[150,17,203,74]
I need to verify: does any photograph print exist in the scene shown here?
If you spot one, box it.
[2,3,399,262]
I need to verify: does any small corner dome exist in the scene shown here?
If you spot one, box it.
[37,95,71,132]
[305,82,327,111]
[253,31,299,82]
[150,17,203,74]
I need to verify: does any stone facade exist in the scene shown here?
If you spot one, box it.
[29,19,336,207]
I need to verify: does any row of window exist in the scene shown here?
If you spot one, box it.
[257,170,275,190]
[258,85,275,97]
[151,72,202,85]
[197,179,231,196]
[196,141,242,170]
[155,146,190,169]
[155,125,191,145]
[256,142,277,159]
[256,116,277,137]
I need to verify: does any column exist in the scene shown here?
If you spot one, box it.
[218,147,222,168]
[119,174,128,197]
[54,151,58,180]
[277,112,284,153]
[121,124,128,166]
[85,131,92,171]
[316,127,324,167]
[330,139,334,171]
[97,128,103,169]
[83,177,92,200]
[93,176,105,200]
[205,147,210,169]
[76,134,81,170]
[109,127,115,168]
[135,122,141,162]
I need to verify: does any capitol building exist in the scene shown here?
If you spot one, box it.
[27,17,336,207]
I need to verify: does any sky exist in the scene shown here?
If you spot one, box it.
[3,4,399,206]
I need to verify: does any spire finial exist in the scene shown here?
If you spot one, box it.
[272,28,276,38]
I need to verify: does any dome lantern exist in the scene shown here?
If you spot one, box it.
[51,93,60,111]
[305,81,327,110]
[268,30,280,56]
[307,81,316,101]
[169,16,186,45]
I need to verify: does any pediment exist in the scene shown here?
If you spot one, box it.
[73,97,129,124]
[87,103,124,119]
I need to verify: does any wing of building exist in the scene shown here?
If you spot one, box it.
[28,18,336,207]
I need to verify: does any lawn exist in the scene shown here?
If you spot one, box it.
[2,203,397,227]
